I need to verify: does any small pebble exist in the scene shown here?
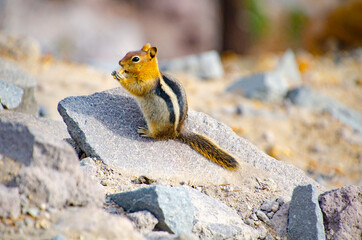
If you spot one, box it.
[271,202,279,212]
[250,213,258,221]
[260,200,275,212]
[27,208,39,217]
[244,218,254,227]
[39,203,47,211]
[276,197,285,206]
[80,157,96,166]
[256,210,271,225]
[267,211,275,218]
[262,131,275,145]
[24,218,35,228]
[38,219,50,229]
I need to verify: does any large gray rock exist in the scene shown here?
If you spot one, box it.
[227,71,289,102]
[286,86,362,134]
[0,112,104,210]
[160,50,224,79]
[0,80,24,109]
[0,112,71,167]
[0,58,38,115]
[58,87,318,195]
[0,185,21,219]
[288,184,325,240]
[184,186,259,239]
[319,185,362,240]
[110,186,194,235]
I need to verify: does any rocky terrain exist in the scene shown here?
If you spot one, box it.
[0,34,361,239]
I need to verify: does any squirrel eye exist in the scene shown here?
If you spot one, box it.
[132,56,140,62]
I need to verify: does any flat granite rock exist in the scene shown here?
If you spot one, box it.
[58,87,318,194]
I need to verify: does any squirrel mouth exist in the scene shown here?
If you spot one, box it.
[111,69,126,81]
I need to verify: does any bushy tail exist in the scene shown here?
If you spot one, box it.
[177,132,239,170]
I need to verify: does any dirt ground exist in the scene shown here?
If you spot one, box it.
[16,50,362,190]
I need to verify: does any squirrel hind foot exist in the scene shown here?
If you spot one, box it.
[137,126,152,138]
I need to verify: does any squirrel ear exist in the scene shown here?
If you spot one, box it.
[141,43,151,51]
[148,47,157,59]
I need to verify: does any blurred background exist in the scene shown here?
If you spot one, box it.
[1,0,361,68]
[0,0,361,188]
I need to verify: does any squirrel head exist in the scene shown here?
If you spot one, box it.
[112,43,160,82]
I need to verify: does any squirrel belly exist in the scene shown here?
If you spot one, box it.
[112,43,239,170]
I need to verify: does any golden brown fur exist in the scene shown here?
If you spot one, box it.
[112,43,239,170]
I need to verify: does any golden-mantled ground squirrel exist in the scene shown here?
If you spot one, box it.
[112,43,239,170]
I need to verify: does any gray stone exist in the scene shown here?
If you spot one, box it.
[160,50,224,79]
[80,157,95,167]
[286,86,362,134]
[0,112,104,210]
[260,200,279,213]
[0,185,20,219]
[0,80,24,109]
[16,165,104,209]
[184,186,259,239]
[0,58,38,115]
[275,49,302,85]
[276,197,285,206]
[319,185,362,240]
[256,210,270,225]
[126,210,159,234]
[227,71,289,102]
[267,212,275,218]
[288,184,325,240]
[110,186,194,235]
[27,207,39,217]
[57,87,319,195]
[0,112,72,168]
